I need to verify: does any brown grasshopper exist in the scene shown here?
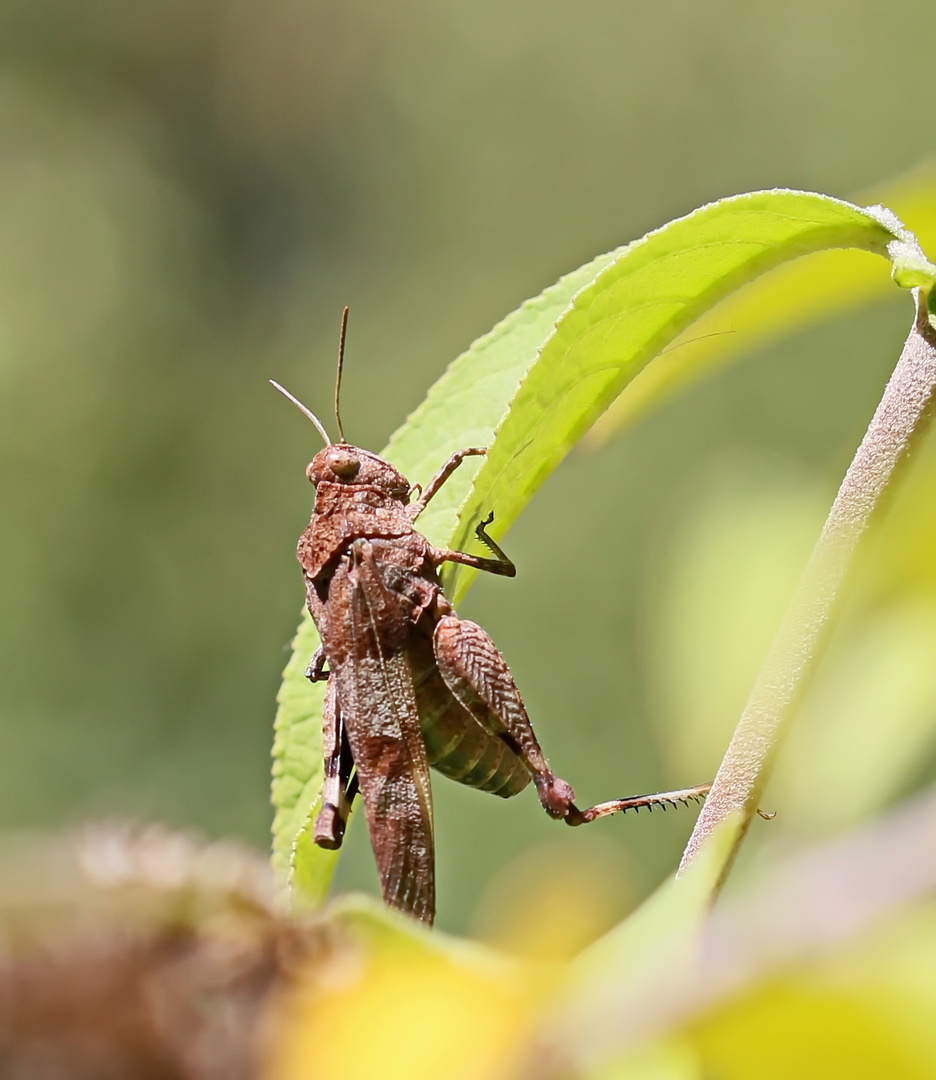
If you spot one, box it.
[273,309,711,924]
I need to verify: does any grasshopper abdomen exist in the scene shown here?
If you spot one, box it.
[411,646,532,797]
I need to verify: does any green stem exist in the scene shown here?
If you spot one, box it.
[679,288,936,880]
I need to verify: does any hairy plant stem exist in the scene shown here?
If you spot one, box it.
[680,288,936,881]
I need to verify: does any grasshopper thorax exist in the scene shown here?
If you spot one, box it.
[306,444,411,501]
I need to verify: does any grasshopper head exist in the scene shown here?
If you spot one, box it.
[269,372,411,501]
[306,445,411,500]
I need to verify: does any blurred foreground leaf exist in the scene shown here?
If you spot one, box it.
[537,814,741,1080]
[264,789,936,1080]
[272,190,922,909]
[546,788,936,1079]
[266,897,544,1080]
[10,808,936,1078]
[11,812,936,1079]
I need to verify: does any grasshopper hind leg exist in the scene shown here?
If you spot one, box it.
[432,614,576,817]
[432,614,712,825]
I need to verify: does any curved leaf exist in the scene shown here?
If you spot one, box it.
[445,192,930,599]
[589,163,936,445]
[272,189,922,905]
[270,247,621,895]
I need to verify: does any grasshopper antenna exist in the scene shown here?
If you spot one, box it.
[334,305,349,443]
[269,380,332,447]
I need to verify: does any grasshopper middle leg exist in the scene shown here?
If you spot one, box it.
[312,680,358,849]
[432,512,516,579]
[306,643,330,682]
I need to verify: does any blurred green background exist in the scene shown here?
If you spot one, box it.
[2,0,935,935]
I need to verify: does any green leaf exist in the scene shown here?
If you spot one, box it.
[271,248,621,897]
[589,165,936,445]
[272,189,913,905]
[288,799,340,909]
[381,247,626,551]
[270,611,327,890]
[446,191,915,599]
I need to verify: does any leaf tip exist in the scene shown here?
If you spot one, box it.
[862,203,936,290]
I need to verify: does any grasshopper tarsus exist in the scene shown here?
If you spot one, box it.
[562,783,714,826]
[312,805,345,849]
[475,510,496,543]
[474,511,516,576]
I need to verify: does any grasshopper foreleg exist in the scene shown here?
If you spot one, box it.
[408,447,487,520]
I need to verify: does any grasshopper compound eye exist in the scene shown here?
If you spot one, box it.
[325,447,361,480]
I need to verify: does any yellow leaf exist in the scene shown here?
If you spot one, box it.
[264,901,545,1080]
